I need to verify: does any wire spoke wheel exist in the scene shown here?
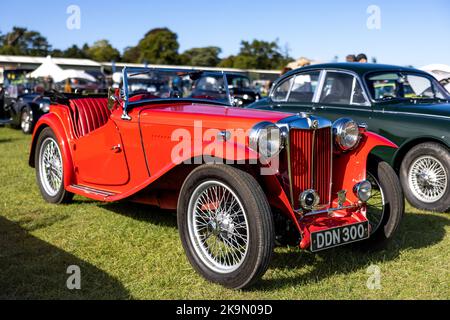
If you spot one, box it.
[366,172,385,234]
[408,156,448,203]
[39,137,63,197]
[188,181,249,274]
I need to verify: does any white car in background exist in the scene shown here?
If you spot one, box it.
[421,64,450,93]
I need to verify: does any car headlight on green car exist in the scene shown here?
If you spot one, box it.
[332,118,361,152]
[249,122,284,159]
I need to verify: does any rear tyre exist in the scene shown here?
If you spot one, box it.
[20,106,34,134]
[35,127,73,204]
[361,157,404,249]
[400,143,450,212]
[178,165,274,289]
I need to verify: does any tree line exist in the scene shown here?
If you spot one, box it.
[0,27,293,70]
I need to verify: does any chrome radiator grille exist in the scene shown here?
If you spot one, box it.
[289,127,332,209]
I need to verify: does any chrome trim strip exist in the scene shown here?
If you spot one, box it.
[323,105,372,112]
[350,76,357,105]
[311,128,316,188]
[329,127,334,206]
[70,185,115,197]
[312,70,326,103]
[372,109,450,120]
[308,103,450,120]
[282,123,295,206]
[278,114,333,130]
[285,75,296,102]
[296,204,359,218]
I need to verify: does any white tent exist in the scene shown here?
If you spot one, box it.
[60,69,97,82]
[28,55,65,82]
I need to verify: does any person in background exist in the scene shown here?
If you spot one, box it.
[264,81,273,95]
[346,54,357,62]
[43,76,53,91]
[357,54,368,63]
[280,67,292,76]
[64,78,72,93]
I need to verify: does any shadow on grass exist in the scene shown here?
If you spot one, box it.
[0,138,16,144]
[84,201,449,292]
[0,216,130,300]
[252,211,449,291]
[99,202,178,229]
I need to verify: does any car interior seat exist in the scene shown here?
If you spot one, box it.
[69,97,110,137]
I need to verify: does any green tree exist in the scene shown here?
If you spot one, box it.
[122,46,140,63]
[86,40,120,62]
[137,28,179,64]
[220,39,293,70]
[0,27,51,56]
[51,49,64,57]
[180,47,222,67]
[218,55,236,68]
[63,44,89,59]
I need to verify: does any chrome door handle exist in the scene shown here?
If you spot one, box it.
[111,144,122,153]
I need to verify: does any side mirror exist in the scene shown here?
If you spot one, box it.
[107,87,119,110]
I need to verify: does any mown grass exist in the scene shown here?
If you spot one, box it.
[0,126,448,300]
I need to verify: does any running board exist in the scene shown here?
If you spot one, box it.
[0,118,12,125]
[69,184,117,199]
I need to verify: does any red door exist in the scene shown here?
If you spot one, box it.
[73,119,130,186]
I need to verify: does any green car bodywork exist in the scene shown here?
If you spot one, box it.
[248,63,450,172]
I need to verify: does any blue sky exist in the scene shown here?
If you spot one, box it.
[1,0,449,67]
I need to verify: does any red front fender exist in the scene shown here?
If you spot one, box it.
[332,131,398,204]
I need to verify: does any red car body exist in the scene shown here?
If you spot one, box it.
[29,97,396,249]
[28,68,402,288]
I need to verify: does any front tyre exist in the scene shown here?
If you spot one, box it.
[400,142,450,212]
[363,157,404,248]
[178,165,274,289]
[35,127,73,204]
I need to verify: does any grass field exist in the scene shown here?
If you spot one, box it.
[0,126,448,300]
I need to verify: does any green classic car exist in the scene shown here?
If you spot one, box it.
[248,63,450,212]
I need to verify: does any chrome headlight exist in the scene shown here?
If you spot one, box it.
[332,118,361,151]
[300,189,320,210]
[39,102,50,113]
[354,180,373,202]
[249,122,283,158]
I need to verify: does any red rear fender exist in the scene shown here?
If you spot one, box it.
[29,111,75,187]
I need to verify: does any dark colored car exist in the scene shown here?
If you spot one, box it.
[0,86,9,125]
[0,70,52,134]
[226,73,261,107]
[248,63,450,212]
[54,78,104,94]
[191,72,260,107]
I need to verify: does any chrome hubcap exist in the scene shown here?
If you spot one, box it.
[21,111,31,132]
[366,173,385,234]
[39,138,63,197]
[408,156,448,203]
[188,181,249,274]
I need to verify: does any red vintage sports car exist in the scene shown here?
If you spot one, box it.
[29,68,404,289]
